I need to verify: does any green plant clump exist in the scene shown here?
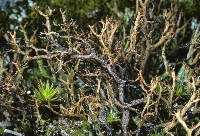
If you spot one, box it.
[34,80,59,104]
[107,110,120,123]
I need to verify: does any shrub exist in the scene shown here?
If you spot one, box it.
[0,0,200,135]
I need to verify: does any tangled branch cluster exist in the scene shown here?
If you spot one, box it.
[0,0,200,135]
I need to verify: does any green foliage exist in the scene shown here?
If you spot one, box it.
[174,82,190,97]
[20,124,34,135]
[122,7,134,25]
[107,110,120,123]
[179,0,200,20]
[175,82,183,96]
[34,80,59,104]
[0,127,6,135]
[27,59,56,85]
[155,81,190,97]
[36,0,109,28]
[0,56,7,81]
[35,59,56,81]
[150,129,166,136]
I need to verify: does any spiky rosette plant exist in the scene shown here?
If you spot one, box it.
[34,80,59,104]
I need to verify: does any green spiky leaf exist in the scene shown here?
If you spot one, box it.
[34,80,58,104]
